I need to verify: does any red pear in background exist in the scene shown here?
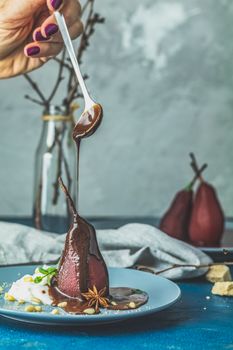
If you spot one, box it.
[159,189,193,241]
[188,154,224,247]
[159,163,207,241]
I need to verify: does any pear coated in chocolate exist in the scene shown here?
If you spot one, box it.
[189,182,224,247]
[57,178,109,299]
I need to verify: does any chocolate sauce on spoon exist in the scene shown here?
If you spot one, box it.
[73,104,103,140]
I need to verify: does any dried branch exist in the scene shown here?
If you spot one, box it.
[24,73,48,108]
[53,57,72,71]
[24,95,45,106]
[135,260,233,276]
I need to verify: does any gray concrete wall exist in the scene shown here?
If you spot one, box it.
[0,0,232,217]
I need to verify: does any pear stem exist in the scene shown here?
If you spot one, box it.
[190,153,205,182]
[185,163,208,190]
[58,176,77,218]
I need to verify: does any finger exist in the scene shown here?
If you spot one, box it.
[47,0,81,13]
[41,0,81,38]
[34,21,83,43]
[24,41,63,58]
[47,0,64,11]
[33,27,50,42]
[32,11,50,42]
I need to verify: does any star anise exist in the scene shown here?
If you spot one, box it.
[81,286,110,311]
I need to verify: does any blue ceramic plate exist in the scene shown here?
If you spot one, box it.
[0,265,180,326]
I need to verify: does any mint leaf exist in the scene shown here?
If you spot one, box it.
[38,267,48,274]
[34,276,43,284]
[47,267,57,274]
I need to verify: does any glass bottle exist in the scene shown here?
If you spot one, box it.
[33,105,77,233]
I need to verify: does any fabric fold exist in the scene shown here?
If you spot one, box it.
[0,222,212,280]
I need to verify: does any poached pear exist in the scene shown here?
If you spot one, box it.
[56,177,109,299]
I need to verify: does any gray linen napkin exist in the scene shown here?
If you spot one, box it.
[0,222,212,280]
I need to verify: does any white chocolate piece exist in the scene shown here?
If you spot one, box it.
[206,265,232,283]
[212,282,233,296]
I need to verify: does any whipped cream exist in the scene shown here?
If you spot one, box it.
[7,265,55,305]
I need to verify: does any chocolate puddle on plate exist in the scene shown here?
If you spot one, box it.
[49,283,149,314]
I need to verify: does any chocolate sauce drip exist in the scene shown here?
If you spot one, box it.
[51,104,148,315]
[57,215,90,298]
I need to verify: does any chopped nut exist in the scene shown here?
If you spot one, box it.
[57,302,67,308]
[206,265,232,283]
[31,297,41,304]
[51,309,60,315]
[23,276,34,283]
[83,308,96,315]
[111,301,117,306]
[34,306,42,312]
[212,282,233,296]
[4,293,16,302]
[128,302,136,309]
[18,299,25,305]
[25,305,36,312]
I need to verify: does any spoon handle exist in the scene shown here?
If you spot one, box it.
[54,11,93,110]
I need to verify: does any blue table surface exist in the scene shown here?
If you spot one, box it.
[0,217,232,350]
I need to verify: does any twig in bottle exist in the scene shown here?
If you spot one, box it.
[24,95,45,106]
[24,73,49,108]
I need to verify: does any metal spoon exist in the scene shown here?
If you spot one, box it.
[54,11,103,140]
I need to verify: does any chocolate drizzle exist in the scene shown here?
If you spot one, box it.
[48,103,149,315]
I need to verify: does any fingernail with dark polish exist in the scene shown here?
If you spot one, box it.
[45,24,59,37]
[26,46,40,56]
[35,30,48,42]
[50,0,62,10]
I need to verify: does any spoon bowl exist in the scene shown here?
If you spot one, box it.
[72,103,103,141]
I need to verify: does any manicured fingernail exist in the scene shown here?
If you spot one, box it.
[50,0,62,10]
[45,24,59,37]
[26,46,40,56]
[35,30,48,42]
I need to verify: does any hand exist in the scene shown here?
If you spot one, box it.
[0,0,83,78]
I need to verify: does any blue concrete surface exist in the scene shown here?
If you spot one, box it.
[0,278,231,350]
[0,218,231,350]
